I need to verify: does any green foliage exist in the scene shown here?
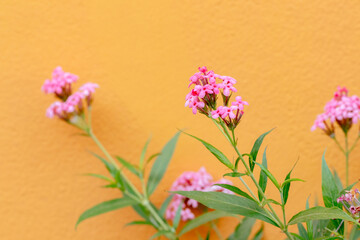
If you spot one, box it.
[249,129,273,171]
[288,206,355,225]
[321,153,341,209]
[147,132,180,196]
[214,184,255,201]
[173,191,279,227]
[182,131,234,170]
[179,211,234,236]
[258,147,268,201]
[76,197,137,228]
[227,217,256,240]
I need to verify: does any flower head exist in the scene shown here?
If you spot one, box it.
[43,67,99,122]
[42,66,78,100]
[311,87,360,136]
[185,67,248,130]
[166,167,233,222]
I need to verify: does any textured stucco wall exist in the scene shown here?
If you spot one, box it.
[1,1,360,239]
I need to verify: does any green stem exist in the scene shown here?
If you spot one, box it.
[345,134,349,187]
[84,116,173,234]
[349,135,360,153]
[238,176,259,203]
[333,137,346,155]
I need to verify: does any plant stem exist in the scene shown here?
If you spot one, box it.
[349,135,360,153]
[238,176,259,203]
[345,133,349,187]
[333,137,346,155]
[86,122,172,233]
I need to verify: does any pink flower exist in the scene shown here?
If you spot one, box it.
[232,96,249,110]
[185,67,248,124]
[79,83,99,106]
[312,87,360,135]
[166,167,233,222]
[210,178,234,195]
[338,189,360,219]
[42,67,78,99]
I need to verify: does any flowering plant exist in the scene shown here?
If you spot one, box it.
[175,67,360,239]
[42,67,264,239]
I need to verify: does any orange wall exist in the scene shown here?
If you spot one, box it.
[1,1,360,239]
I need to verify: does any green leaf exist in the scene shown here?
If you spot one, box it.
[173,191,279,227]
[288,206,355,225]
[83,173,112,182]
[125,220,153,227]
[89,152,117,177]
[159,194,174,217]
[333,170,343,193]
[182,131,233,170]
[76,197,137,228]
[140,136,151,169]
[297,223,309,240]
[147,132,180,196]
[253,161,280,189]
[115,156,140,177]
[249,129,273,171]
[258,147,268,201]
[263,199,282,206]
[349,225,360,240]
[282,162,300,205]
[252,224,264,240]
[340,181,358,195]
[179,211,233,236]
[282,178,305,186]
[150,231,174,240]
[321,152,341,208]
[228,217,256,240]
[173,201,183,229]
[214,184,255,202]
[223,172,247,178]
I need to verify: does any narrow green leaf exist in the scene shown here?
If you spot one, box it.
[305,196,313,239]
[160,194,174,217]
[115,156,140,177]
[147,132,180,196]
[288,206,355,225]
[83,173,112,182]
[214,184,255,202]
[182,131,233,170]
[297,223,309,240]
[76,197,137,228]
[253,161,280,189]
[349,225,360,240]
[282,162,300,205]
[228,217,256,240]
[252,224,264,240]
[223,172,247,178]
[89,151,117,177]
[282,178,305,186]
[173,201,183,229]
[264,199,282,206]
[321,152,341,208]
[333,170,343,193]
[249,129,274,171]
[179,211,233,236]
[258,147,268,201]
[340,181,358,195]
[173,191,279,227]
[146,153,160,165]
[140,136,151,169]
[291,233,306,240]
[125,220,153,227]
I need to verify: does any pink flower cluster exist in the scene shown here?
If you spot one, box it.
[311,87,360,136]
[185,67,248,130]
[166,167,233,222]
[337,189,360,222]
[43,67,99,120]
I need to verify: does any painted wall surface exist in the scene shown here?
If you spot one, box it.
[1,1,360,239]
